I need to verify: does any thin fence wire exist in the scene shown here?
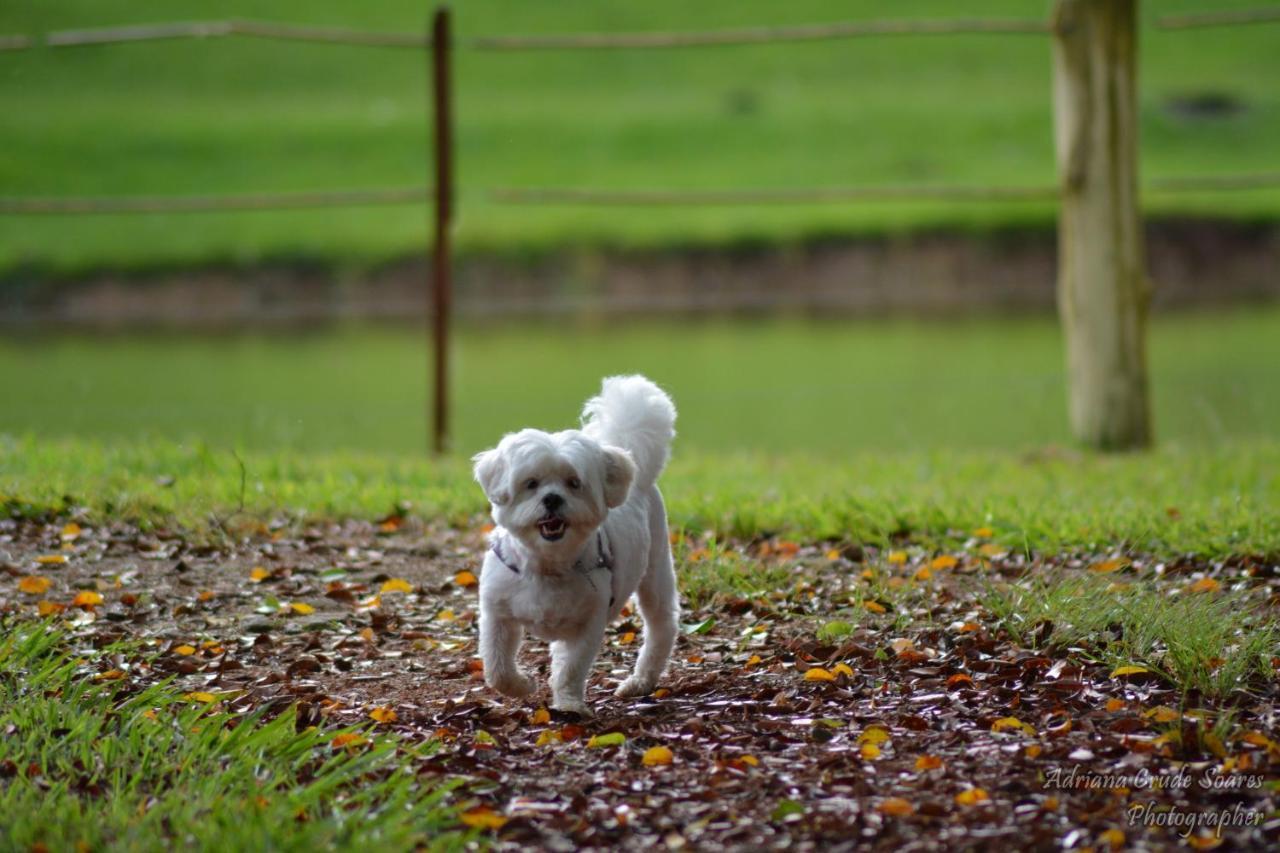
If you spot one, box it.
[34,19,426,50]
[1156,8,1280,29]
[5,174,1279,216]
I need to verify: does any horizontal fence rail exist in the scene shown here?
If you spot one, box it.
[5,8,1279,53]
[0,188,426,215]
[1156,8,1280,29]
[5,174,1279,216]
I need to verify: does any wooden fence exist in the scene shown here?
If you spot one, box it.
[2,3,1279,452]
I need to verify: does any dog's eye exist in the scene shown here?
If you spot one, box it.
[525,479,538,490]
[567,477,581,490]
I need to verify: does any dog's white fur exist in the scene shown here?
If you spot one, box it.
[472,375,678,715]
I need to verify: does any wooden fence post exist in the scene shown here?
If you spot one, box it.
[1051,0,1151,450]
[429,6,453,455]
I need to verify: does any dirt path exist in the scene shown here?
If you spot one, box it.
[2,516,1277,850]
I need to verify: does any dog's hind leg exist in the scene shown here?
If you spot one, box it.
[616,517,679,699]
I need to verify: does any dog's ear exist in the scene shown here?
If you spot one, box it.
[599,445,637,509]
[472,448,510,506]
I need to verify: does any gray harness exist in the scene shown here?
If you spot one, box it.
[490,530,615,606]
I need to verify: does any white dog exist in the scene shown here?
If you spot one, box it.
[471,375,678,715]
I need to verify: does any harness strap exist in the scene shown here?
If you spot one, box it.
[488,530,615,607]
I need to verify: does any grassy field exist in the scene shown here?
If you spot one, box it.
[2,0,1279,273]
[3,310,1277,555]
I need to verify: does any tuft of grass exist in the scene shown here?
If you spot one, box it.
[676,537,794,609]
[0,624,471,851]
[980,575,1280,698]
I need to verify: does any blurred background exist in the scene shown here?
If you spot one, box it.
[1,0,1276,457]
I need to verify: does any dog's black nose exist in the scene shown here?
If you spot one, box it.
[541,493,565,511]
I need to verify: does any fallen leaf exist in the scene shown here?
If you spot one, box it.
[991,717,1036,736]
[61,522,82,541]
[173,645,196,656]
[930,555,958,570]
[530,707,551,725]
[1143,706,1181,723]
[587,732,626,748]
[249,567,269,582]
[36,555,68,566]
[972,527,994,538]
[288,602,315,615]
[954,788,990,806]
[1089,558,1128,574]
[36,601,65,616]
[380,578,414,594]
[535,730,562,747]
[803,667,836,682]
[183,692,219,703]
[946,673,974,688]
[459,807,507,831]
[619,631,636,645]
[454,570,478,588]
[832,662,854,678]
[642,746,674,766]
[915,755,944,771]
[860,743,882,760]
[863,600,886,614]
[858,726,891,745]
[1099,828,1125,849]
[369,707,397,724]
[18,576,52,595]
[94,669,126,681]
[886,551,907,565]
[913,566,932,581]
[1110,665,1150,678]
[72,591,103,608]
[1105,698,1126,712]
[1187,577,1221,594]
[878,797,914,817]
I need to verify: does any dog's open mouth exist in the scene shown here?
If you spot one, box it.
[537,516,568,541]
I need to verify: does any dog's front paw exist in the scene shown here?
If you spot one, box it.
[487,670,537,698]
[550,697,593,717]
[614,675,657,699]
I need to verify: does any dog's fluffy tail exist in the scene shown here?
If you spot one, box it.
[582,375,676,492]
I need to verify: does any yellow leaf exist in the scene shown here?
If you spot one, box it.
[94,669,126,681]
[744,654,763,669]
[803,667,836,682]
[288,602,315,615]
[1187,577,1221,594]
[435,609,455,622]
[858,726,891,745]
[913,566,932,581]
[738,754,760,767]
[1143,706,1180,724]
[36,601,65,616]
[652,688,670,699]
[535,730,562,747]
[37,554,68,566]
[824,549,841,561]
[1110,665,1149,678]
[1025,743,1043,758]
[878,797,914,817]
[1089,558,1128,574]
[249,566,269,582]
[992,717,1035,736]
[863,600,886,614]
[459,806,508,831]
[1186,835,1223,850]
[173,645,197,656]
[473,730,497,747]
[978,543,1004,558]
[860,743,882,760]
[530,707,551,725]
[18,576,52,595]
[72,591,103,608]
[369,707,398,724]
[955,788,990,806]
[454,570,478,588]
[619,631,636,645]
[973,527,994,538]
[184,692,219,703]
[587,732,626,748]
[930,555,958,570]
[332,733,366,749]
[1105,698,1126,712]
[915,755,944,771]
[642,745,674,766]
[886,550,907,564]
[380,578,414,594]
[1099,828,1125,849]
[61,522,82,541]
[832,662,854,678]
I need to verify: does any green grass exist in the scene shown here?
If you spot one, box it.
[0,625,469,851]
[2,310,1277,556]
[2,309,1277,455]
[2,0,1279,273]
[980,575,1280,698]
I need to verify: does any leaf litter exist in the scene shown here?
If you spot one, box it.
[0,514,1278,850]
